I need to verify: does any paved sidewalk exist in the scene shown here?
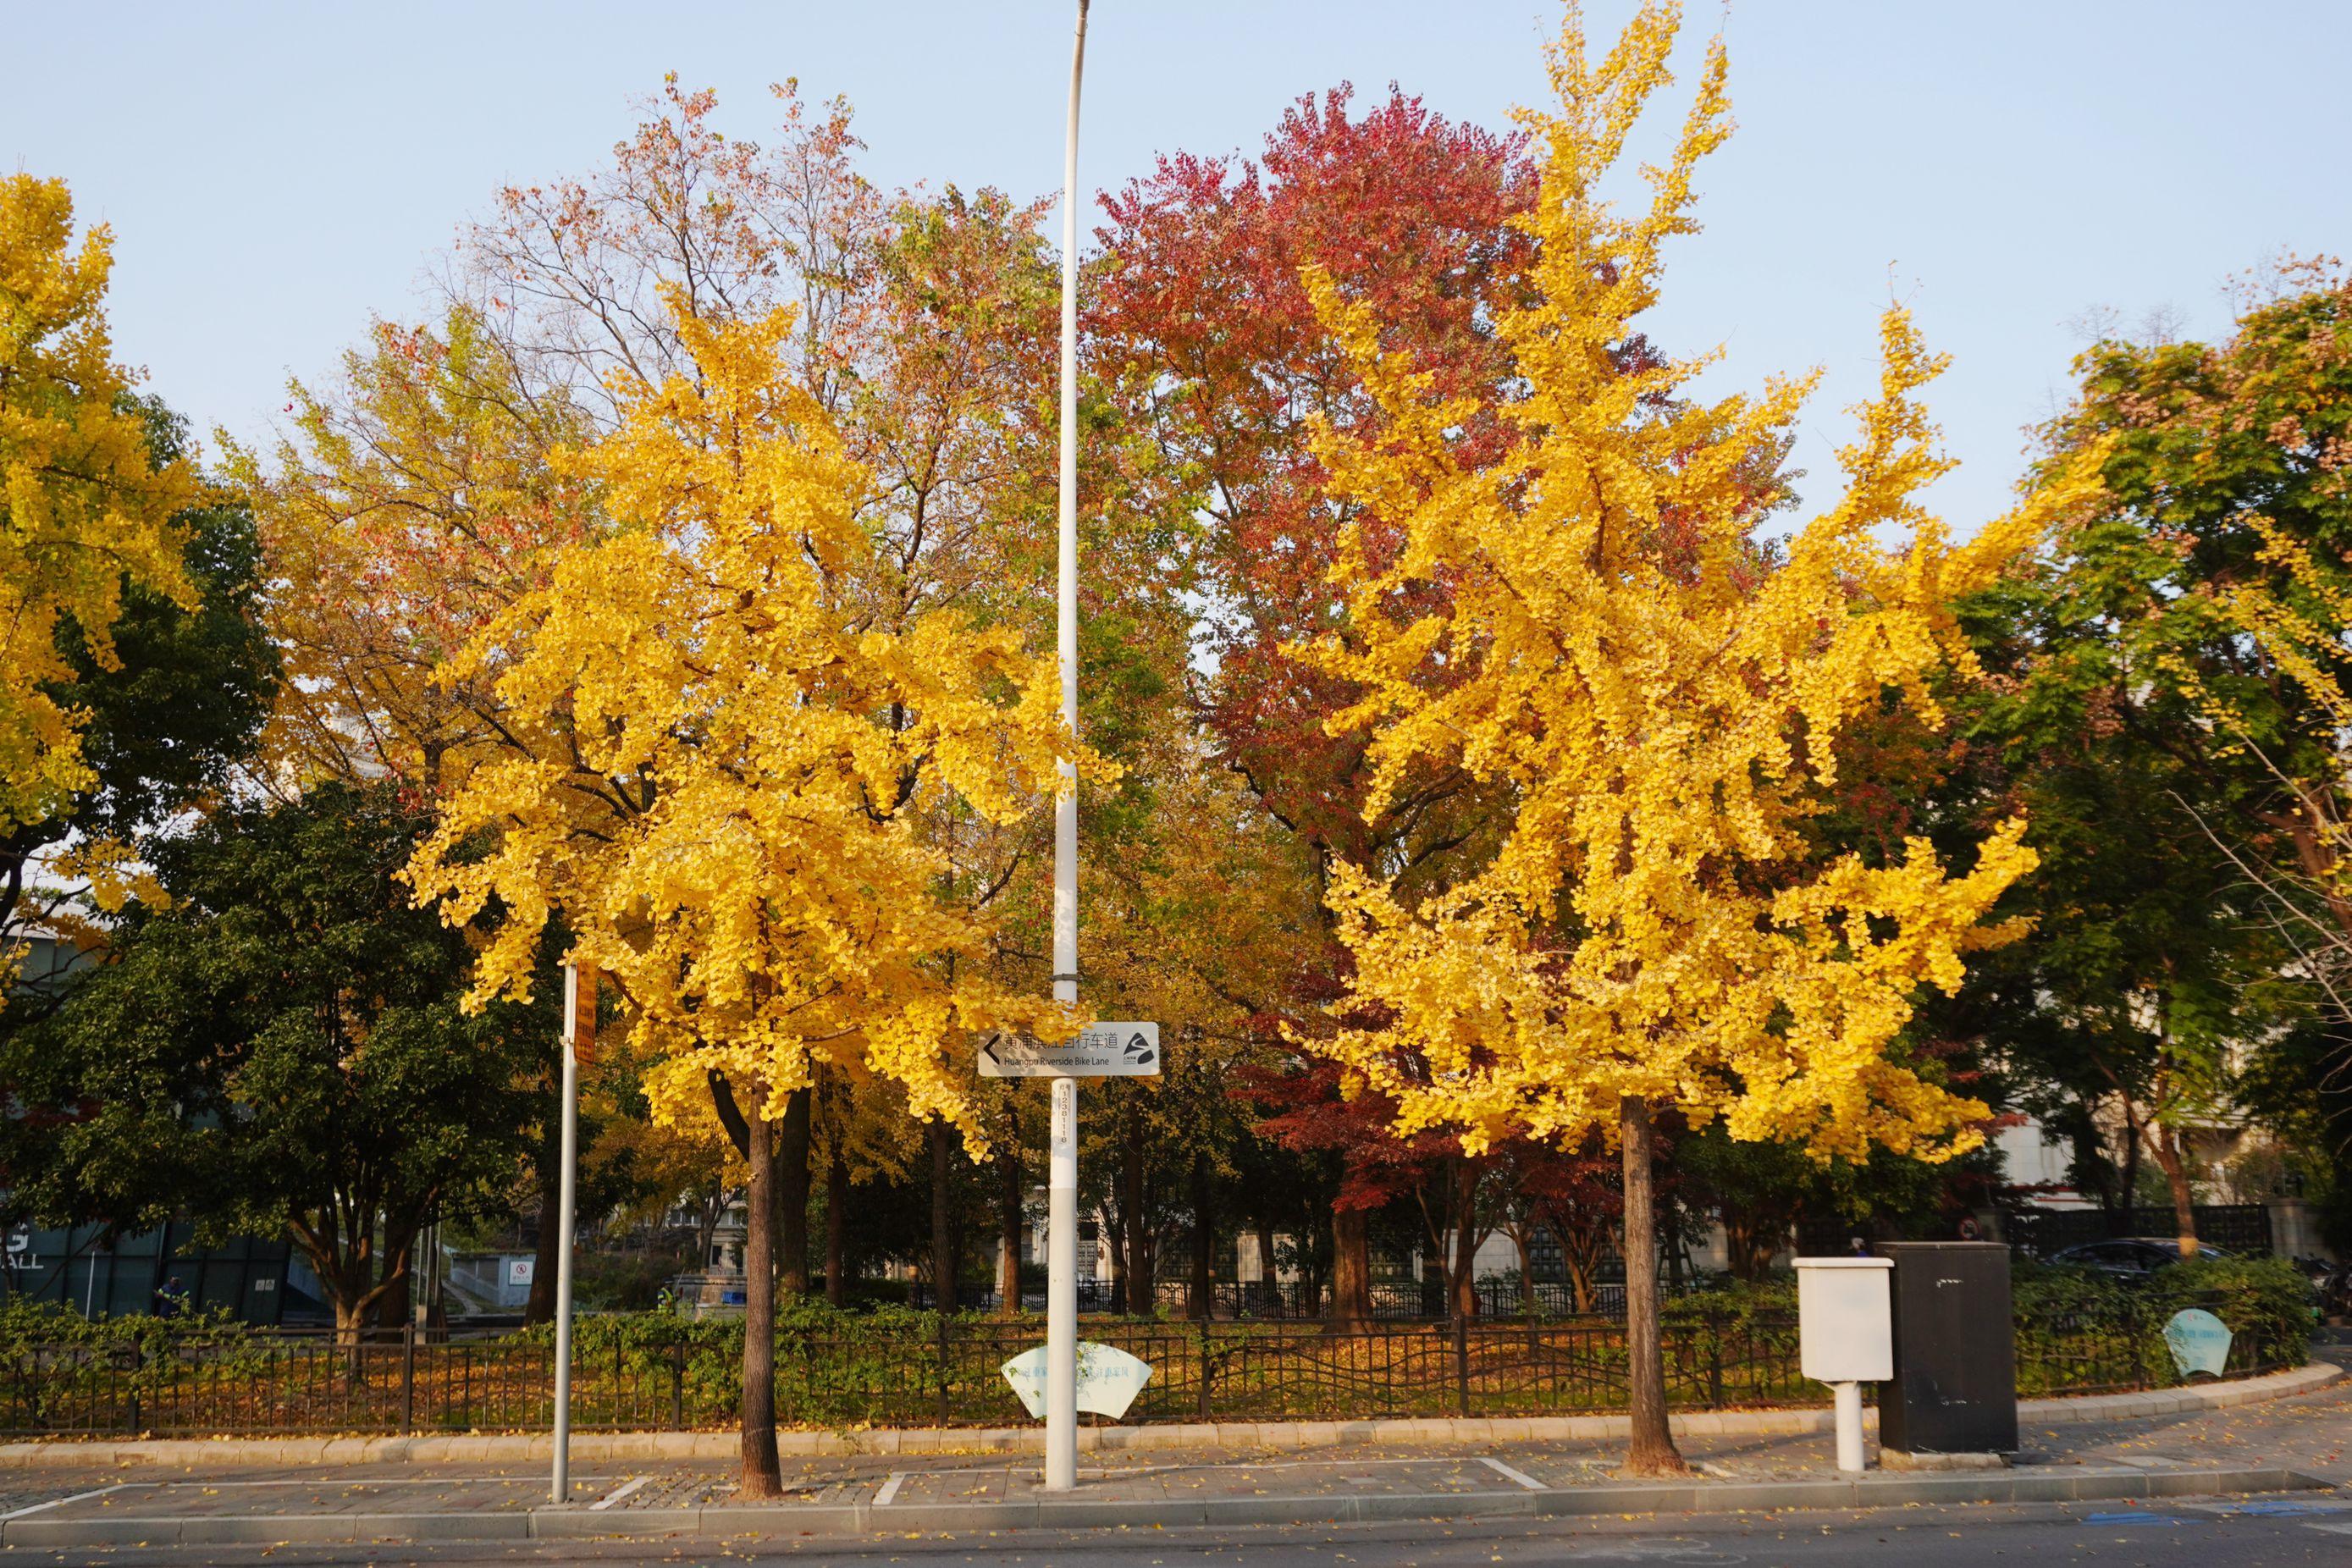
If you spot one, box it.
[9,1361,2334,1467]
[1,1367,2344,1548]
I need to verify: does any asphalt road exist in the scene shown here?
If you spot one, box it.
[14,1499,2352,1568]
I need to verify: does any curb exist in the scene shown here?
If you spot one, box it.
[2,1465,2333,1547]
[3,1361,2335,1469]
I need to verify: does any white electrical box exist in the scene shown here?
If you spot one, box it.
[1795,1256,1893,1383]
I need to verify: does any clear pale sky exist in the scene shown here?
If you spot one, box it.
[6,1,2346,531]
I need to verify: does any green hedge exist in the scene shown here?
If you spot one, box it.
[1664,1256,2316,1394]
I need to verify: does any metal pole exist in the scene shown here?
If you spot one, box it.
[549,985,582,1505]
[1043,0,1089,1499]
[1046,1076,1079,1489]
[1832,1380,1864,1472]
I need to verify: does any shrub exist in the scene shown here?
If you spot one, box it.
[2146,1255,2316,1359]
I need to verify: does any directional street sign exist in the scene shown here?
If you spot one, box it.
[978,1021,1160,1078]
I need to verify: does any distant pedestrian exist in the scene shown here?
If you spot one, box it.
[152,1276,189,1318]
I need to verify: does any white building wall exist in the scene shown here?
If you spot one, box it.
[1998,1118,2090,1206]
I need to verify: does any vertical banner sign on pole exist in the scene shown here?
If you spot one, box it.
[1044,0,1090,1498]
[550,962,595,1505]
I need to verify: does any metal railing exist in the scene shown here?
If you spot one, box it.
[907,1278,1637,1319]
[0,1291,2300,1437]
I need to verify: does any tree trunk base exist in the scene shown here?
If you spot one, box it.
[739,1437,784,1499]
[1620,1425,1692,1478]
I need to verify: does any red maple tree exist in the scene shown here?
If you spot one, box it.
[1096,87,1541,1321]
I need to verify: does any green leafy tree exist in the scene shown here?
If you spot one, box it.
[0,399,277,952]
[1979,262,2352,1251]
[4,783,543,1338]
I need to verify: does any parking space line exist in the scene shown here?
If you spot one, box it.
[141,1477,610,1488]
[0,1484,129,1521]
[874,1471,908,1506]
[589,1476,651,1510]
[892,1455,1489,1481]
[1478,1455,1547,1491]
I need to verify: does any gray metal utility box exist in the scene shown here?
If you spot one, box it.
[1875,1241,2018,1459]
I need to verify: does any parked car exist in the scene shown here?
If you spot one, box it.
[2302,1255,2352,1321]
[2047,1237,2233,1279]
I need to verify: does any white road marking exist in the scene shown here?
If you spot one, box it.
[114,1477,619,1489]
[589,1475,651,1511]
[873,1471,908,1506]
[1479,1455,1548,1491]
[2307,1521,2352,1535]
[0,1483,130,1521]
[908,1455,1492,1480]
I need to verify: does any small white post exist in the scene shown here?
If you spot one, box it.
[1832,1380,1864,1473]
[549,964,586,1505]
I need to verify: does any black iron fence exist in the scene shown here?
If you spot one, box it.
[0,1290,2303,1438]
[911,1278,1635,1320]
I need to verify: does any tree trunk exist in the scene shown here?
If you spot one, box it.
[291,1213,406,1350]
[1664,1198,1687,1293]
[1619,1096,1685,1476]
[329,1266,371,1347]
[776,1087,812,1296]
[1119,1101,1153,1314]
[524,1168,560,1327]
[1723,1209,1781,1281]
[1190,1151,1215,1319]
[2150,1124,2200,1258]
[1446,1159,1486,1318]
[929,1118,956,1312]
[825,1152,848,1308]
[1327,1206,1373,1331]
[998,1136,1024,1314]
[695,1192,724,1271]
[1103,1206,1129,1311]
[376,1237,411,1330]
[1560,1227,1599,1315]
[2112,1097,2144,1237]
[739,1085,781,1496]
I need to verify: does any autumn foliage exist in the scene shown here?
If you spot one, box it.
[406,296,1090,1142]
[32,0,2349,1494]
[0,176,196,837]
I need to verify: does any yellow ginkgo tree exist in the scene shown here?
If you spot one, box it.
[1298,2,2076,1474]
[1,175,196,841]
[406,293,1089,1496]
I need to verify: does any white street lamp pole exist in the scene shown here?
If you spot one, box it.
[549,964,586,1505]
[545,963,593,1505]
[1044,0,1090,1498]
